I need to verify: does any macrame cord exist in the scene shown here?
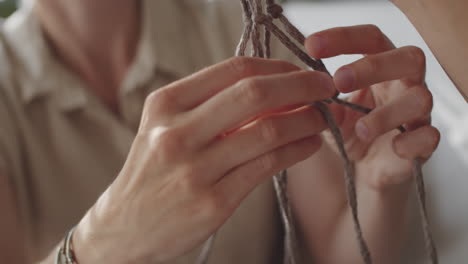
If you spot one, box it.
[197,1,438,264]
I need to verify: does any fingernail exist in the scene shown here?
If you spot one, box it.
[335,67,355,92]
[355,121,370,141]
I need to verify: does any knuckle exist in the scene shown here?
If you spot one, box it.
[176,172,199,195]
[145,88,175,113]
[405,46,426,71]
[369,173,395,190]
[144,91,159,110]
[366,24,382,36]
[150,127,188,159]
[227,57,255,77]
[238,78,267,105]
[414,87,433,114]
[365,24,381,32]
[257,152,278,172]
[425,126,441,150]
[258,119,283,144]
[335,26,350,41]
[364,55,381,74]
[364,115,382,136]
[200,192,227,222]
[366,24,387,47]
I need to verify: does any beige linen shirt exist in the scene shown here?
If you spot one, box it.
[0,0,303,263]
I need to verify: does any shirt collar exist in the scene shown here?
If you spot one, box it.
[138,0,198,85]
[2,0,191,112]
[124,0,197,93]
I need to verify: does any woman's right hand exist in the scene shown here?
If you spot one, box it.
[71,57,335,264]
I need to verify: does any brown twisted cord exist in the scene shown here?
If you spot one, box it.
[242,1,374,263]
[250,0,264,57]
[414,158,439,264]
[197,2,263,263]
[236,0,253,57]
[258,15,324,71]
[264,0,274,58]
[273,170,300,264]
[315,102,372,263]
[263,5,300,263]
[253,2,302,263]
[266,5,330,74]
[264,28,272,59]
[256,12,374,264]
[259,1,372,261]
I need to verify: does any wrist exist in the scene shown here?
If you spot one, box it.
[360,174,413,199]
[72,193,133,264]
[72,188,164,264]
[72,212,118,264]
[358,165,414,193]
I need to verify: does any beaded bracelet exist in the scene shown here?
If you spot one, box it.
[55,227,78,264]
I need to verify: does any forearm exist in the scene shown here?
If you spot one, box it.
[326,181,412,264]
[393,0,468,99]
[290,143,412,264]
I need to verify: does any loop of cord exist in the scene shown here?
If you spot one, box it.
[197,1,438,264]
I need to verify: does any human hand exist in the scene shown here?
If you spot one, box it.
[71,57,336,264]
[305,25,440,190]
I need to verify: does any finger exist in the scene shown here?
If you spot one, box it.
[355,85,433,143]
[205,105,326,178]
[305,24,395,59]
[214,136,322,210]
[334,46,426,93]
[151,57,300,113]
[407,115,431,131]
[189,70,336,143]
[393,126,440,160]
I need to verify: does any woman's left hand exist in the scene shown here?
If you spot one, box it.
[305,24,440,190]
[289,24,441,264]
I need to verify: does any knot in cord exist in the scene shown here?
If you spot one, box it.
[267,4,283,19]
[254,14,269,25]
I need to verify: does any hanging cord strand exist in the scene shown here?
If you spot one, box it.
[263,2,300,263]
[273,170,300,264]
[250,0,264,57]
[251,1,301,263]
[263,4,300,263]
[256,13,373,264]
[236,0,254,57]
[197,2,257,262]
[414,158,439,263]
[263,0,273,58]
[315,102,372,264]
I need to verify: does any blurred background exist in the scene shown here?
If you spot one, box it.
[0,0,16,18]
[0,0,386,18]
